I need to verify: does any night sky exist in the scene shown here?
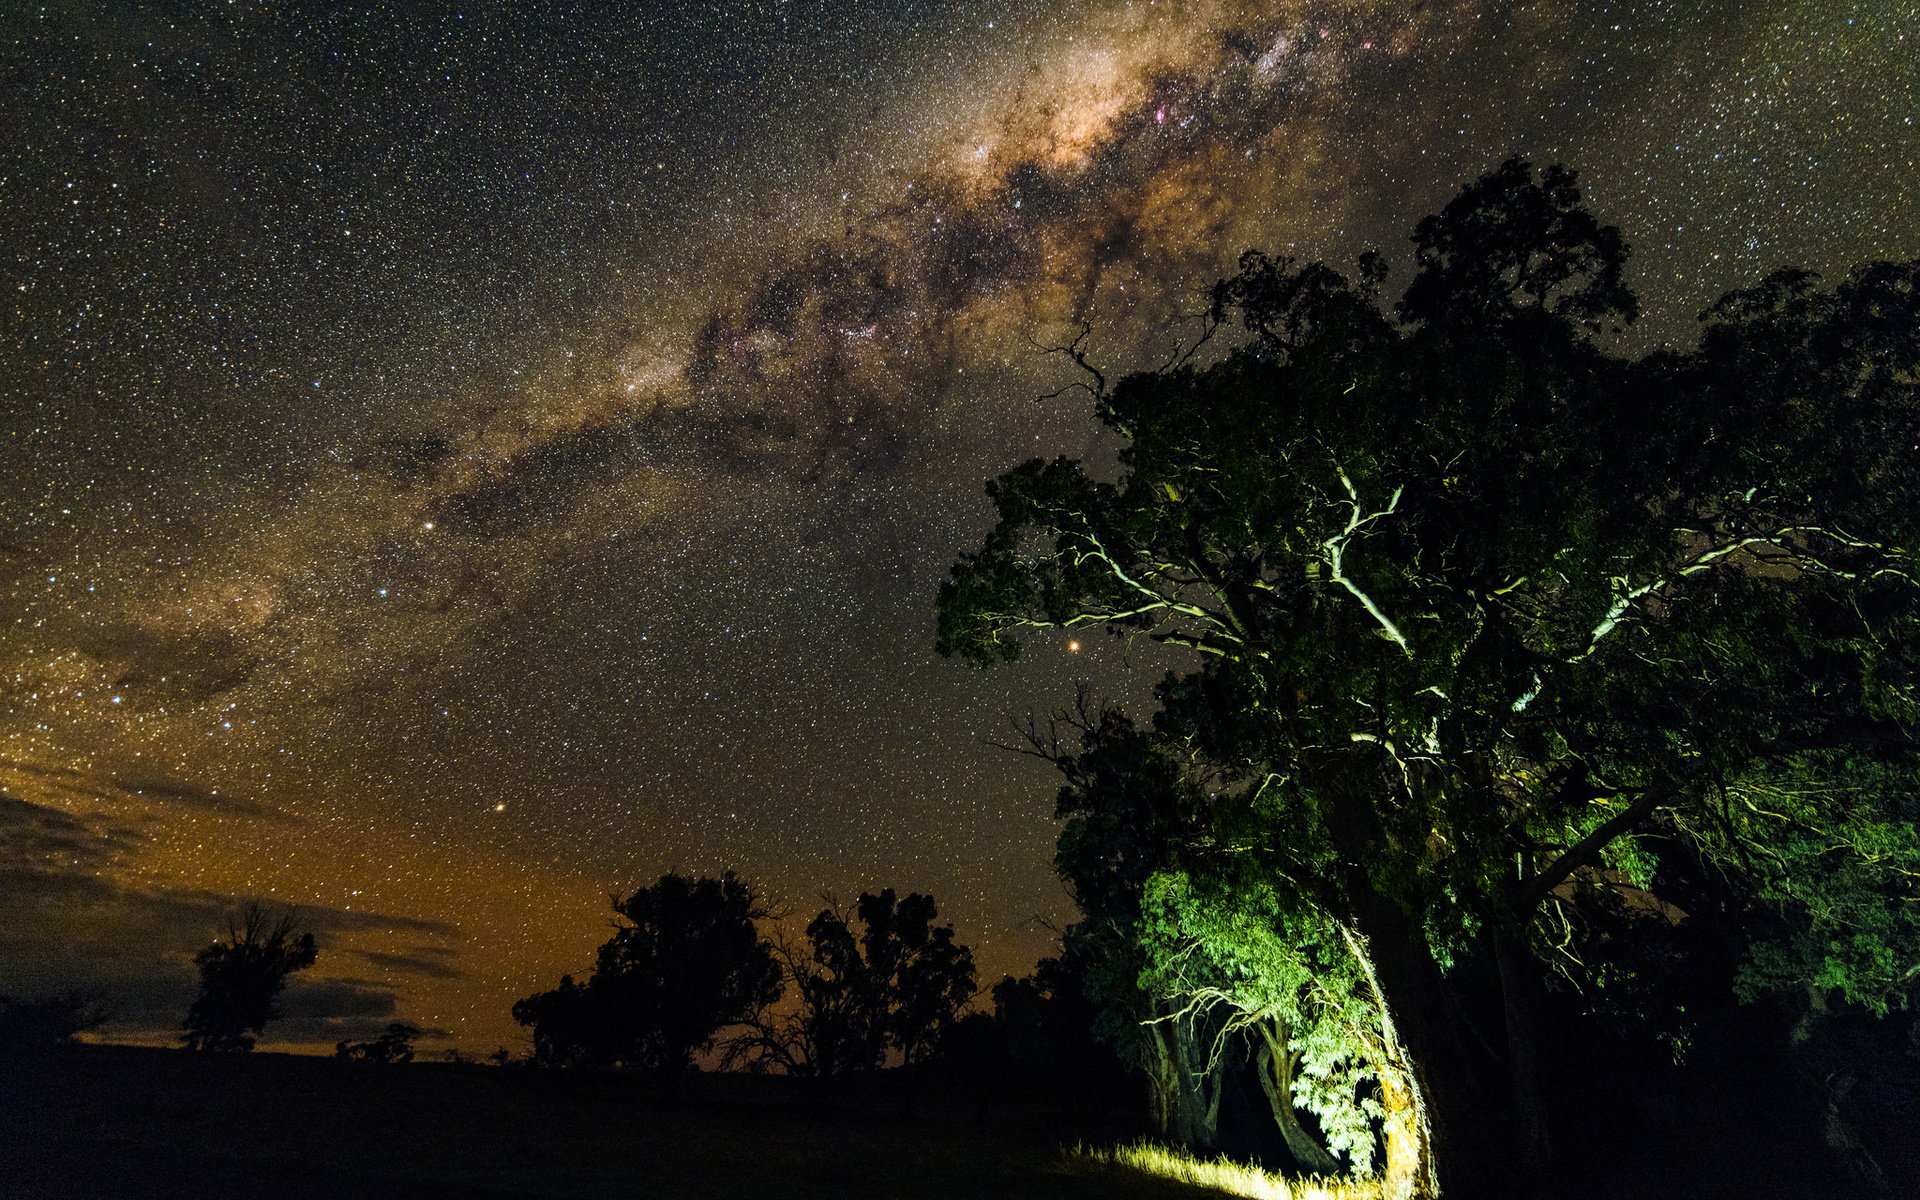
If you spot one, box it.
[3,1,1913,1054]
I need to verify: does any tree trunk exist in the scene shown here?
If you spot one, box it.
[1174,1015,1224,1150]
[1376,1060,1429,1200]
[1324,789,1500,1196]
[1146,1015,1221,1151]
[1493,925,1551,1188]
[1339,866,1527,1197]
[1342,923,1442,1200]
[1254,1021,1342,1176]
[1144,1022,1178,1138]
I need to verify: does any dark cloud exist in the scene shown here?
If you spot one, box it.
[71,619,264,703]
[270,975,402,1044]
[281,976,399,1020]
[2,759,300,825]
[0,800,457,1039]
[356,946,466,981]
[0,793,142,871]
[112,775,299,824]
[0,865,221,1028]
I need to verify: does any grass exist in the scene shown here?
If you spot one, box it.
[1073,1142,1380,1200]
[0,1043,1247,1199]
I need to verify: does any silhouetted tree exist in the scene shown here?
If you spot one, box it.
[0,992,109,1063]
[937,947,1137,1115]
[182,903,317,1053]
[336,1021,421,1064]
[940,158,1920,1195]
[861,890,978,1066]
[513,872,780,1072]
[733,889,976,1075]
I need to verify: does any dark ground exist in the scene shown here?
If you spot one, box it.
[0,1044,1219,1200]
[3,1039,1912,1199]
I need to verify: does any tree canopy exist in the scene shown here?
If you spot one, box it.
[513,872,781,1072]
[731,889,977,1076]
[939,158,1920,1196]
[183,903,318,1053]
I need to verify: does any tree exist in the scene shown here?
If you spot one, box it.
[513,872,780,1072]
[861,890,978,1066]
[0,992,109,1064]
[336,1021,421,1065]
[183,903,318,1053]
[939,158,1920,1195]
[1022,696,1375,1172]
[732,889,976,1075]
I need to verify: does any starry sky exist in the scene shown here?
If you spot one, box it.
[2,1,1913,1054]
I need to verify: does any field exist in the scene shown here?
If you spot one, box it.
[1,1045,1237,1200]
[4,1042,1905,1199]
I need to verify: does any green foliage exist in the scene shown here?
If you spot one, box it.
[1704,754,1920,1015]
[1137,869,1384,1173]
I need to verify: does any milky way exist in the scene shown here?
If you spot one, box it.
[3,1,1914,1051]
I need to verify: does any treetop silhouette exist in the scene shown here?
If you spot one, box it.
[183,903,318,1053]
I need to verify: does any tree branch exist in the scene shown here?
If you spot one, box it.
[1320,456,1412,657]
[1511,789,1663,913]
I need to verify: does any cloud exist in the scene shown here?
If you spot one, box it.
[0,796,456,1040]
[268,976,402,1045]
[0,759,302,832]
[269,977,452,1046]
[0,862,219,1030]
[0,792,142,871]
[71,618,265,703]
[111,774,299,824]
[356,946,466,981]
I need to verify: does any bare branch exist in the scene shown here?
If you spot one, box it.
[1027,322,1109,403]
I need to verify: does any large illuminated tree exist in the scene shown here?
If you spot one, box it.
[939,160,1920,1196]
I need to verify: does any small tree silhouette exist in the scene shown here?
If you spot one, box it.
[0,992,110,1063]
[183,903,317,1052]
[336,1021,421,1064]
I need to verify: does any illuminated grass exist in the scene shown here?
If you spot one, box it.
[1074,1141,1380,1200]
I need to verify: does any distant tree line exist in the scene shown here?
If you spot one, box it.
[337,1022,422,1065]
[511,873,981,1077]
